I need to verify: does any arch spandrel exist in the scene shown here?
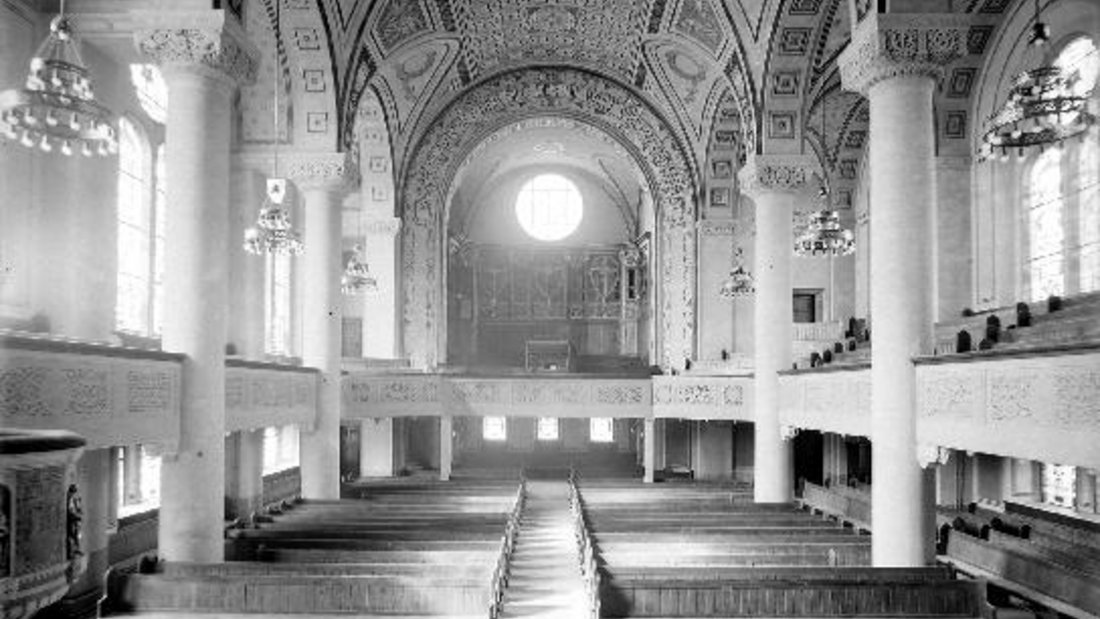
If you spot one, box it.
[398,67,699,370]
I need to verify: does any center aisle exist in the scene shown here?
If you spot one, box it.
[500,480,591,618]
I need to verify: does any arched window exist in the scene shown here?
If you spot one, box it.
[1022,36,1100,301]
[263,425,300,475]
[116,118,164,335]
[130,64,168,124]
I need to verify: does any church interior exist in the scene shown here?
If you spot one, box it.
[1,0,1098,617]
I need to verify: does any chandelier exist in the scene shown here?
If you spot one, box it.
[0,1,117,156]
[341,245,378,295]
[243,0,303,255]
[977,0,1095,162]
[244,179,303,255]
[719,248,755,298]
[794,209,855,257]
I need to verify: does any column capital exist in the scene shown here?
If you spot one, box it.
[285,151,359,193]
[134,10,259,88]
[363,216,402,237]
[838,13,969,95]
[738,154,819,199]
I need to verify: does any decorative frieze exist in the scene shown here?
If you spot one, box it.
[134,10,260,88]
[838,14,969,94]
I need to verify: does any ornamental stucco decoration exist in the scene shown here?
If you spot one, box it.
[399,67,697,369]
[283,152,359,190]
[134,12,260,87]
[737,154,818,199]
[838,14,968,95]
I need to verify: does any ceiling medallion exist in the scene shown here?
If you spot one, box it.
[0,1,117,156]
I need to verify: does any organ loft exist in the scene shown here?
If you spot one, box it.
[0,0,1098,617]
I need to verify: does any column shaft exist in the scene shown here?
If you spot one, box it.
[753,191,795,503]
[298,185,343,499]
[867,76,936,566]
[158,66,233,563]
[643,418,656,483]
[439,416,453,481]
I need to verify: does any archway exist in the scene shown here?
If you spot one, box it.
[398,67,698,370]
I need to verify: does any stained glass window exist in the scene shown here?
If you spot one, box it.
[1042,463,1077,509]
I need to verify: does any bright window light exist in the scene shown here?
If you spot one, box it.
[483,417,507,441]
[515,174,583,241]
[537,417,559,441]
[590,418,614,443]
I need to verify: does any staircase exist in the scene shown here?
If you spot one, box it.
[500,480,590,618]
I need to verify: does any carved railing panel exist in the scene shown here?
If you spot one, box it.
[778,367,871,437]
[224,361,319,432]
[0,337,182,450]
[916,350,1100,470]
[651,376,752,420]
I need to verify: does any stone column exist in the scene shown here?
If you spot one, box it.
[136,12,258,563]
[227,429,264,519]
[228,165,268,359]
[288,152,356,500]
[362,217,401,358]
[439,415,453,481]
[839,13,966,566]
[643,417,656,483]
[739,155,816,504]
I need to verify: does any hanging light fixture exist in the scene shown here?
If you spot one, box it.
[794,210,855,257]
[0,0,117,156]
[977,0,1095,162]
[719,248,755,299]
[243,0,303,255]
[794,89,855,258]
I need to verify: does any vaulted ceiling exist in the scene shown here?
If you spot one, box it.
[234,0,1018,212]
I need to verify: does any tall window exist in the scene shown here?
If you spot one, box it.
[1023,36,1100,300]
[117,64,168,337]
[1027,149,1064,301]
[483,417,507,441]
[264,253,293,355]
[537,417,559,441]
[263,425,300,475]
[590,418,614,443]
[116,118,165,335]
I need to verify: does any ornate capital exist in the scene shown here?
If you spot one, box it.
[839,14,969,95]
[738,154,818,199]
[916,443,952,468]
[363,216,402,237]
[134,10,259,88]
[284,152,359,192]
